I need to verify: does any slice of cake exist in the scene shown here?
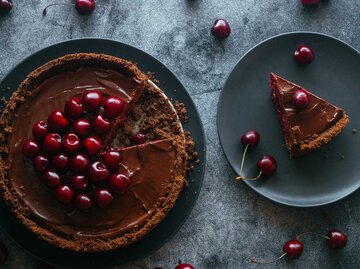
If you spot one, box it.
[270,73,349,158]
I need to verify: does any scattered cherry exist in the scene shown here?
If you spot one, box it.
[36,263,54,269]
[47,110,70,131]
[301,0,320,7]
[55,184,74,204]
[103,150,122,170]
[241,130,260,149]
[33,154,49,172]
[294,45,315,65]
[22,139,40,158]
[175,263,195,269]
[0,240,8,265]
[257,155,277,176]
[211,19,231,38]
[70,153,90,173]
[327,229,347,249]
[82,90,103,111]
[72,118,91,137]
[88,161,110,183]
[51,153,69,170]
[75,0,96,14]
[83,136,102,155]
[92,114,110,134]
[43,133,62,153]
[131,133,146,145]
[32,121,49,141]
[62,133,80,153]
[0,0,12,13]
[70,174,89,191]
[283,240,303,259]
[75,193,93,210]
[292,90,310,110]
[103,96,125,118]
[95,188,113,208]
[109,173,130,194]
[64,97,84,119]
[42,170,62,188]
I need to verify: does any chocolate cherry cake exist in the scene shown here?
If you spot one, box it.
[270,73,349,158]
[0,53,188,252]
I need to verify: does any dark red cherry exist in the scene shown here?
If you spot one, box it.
[131,133,146,145]
[75,193,93,210]
[48,110,70,131]
[64,97,84,119]
[109,173,130,194]
[103,96,126,118]
[32,120,49,141]
[0,0,12,13]
[82,90,102,111]
[88,161,110,183]
[70,153,90,173]
[0,240,8,265]
[42,170,62,188]
[327,229,347,249]
[51,153,69,171]
[70,175,89,191]
[92,114,111,134]
[283,240,303,259]
[257,155,277,176]
[22,139,40,158]
[83,136,102,155]
[75,0,96,14]
[43,133,62,153]
[211,19,231,38]
[294,45,315,65]
[36,263,54,269]
[62,133,80,153]
[95,188,113,208]
[292,90,310,110]
[301,0,320,7]
[55,185,74,204]
[33,154,49,172]
[103,150,122,170]
[241,130,260,149]
[72,118,91,137]
[175,263,195,269]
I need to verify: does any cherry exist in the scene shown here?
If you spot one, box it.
[33,154,49,172]
[72,118,91,137]
[103,96,126,118]
[257,155,277,176]
[0,240,8,265]
[43,133,62,153]
[131,133,146,145]
[82,90,103,112]
[92,114,110,134]
[175,263,195,269]
[211,19,231,38]
[83,136,102,155]
[75,0,96,14]
[292,90,310,110]
[283,240,303,259]
[36,263,54,269]
[51,153,69,171]
[241,130,260,149]
[102,150,122,170]
[48,110,70,131]
[62,133,80,153]
[70,153,90,173]
[294,45,315,65]
[22,139,40,158]
[88,161,110,183]
[42,169,62,188]
[70,175,89,191]
[0,0,12,13]
[64,97,84,119]
[327,229,347,249]
[301,0,320,7]
[32,120,49,141]
[55,184,74,204]
[95,188,113,208]
[75,193,93,210]
[109,173,130,194]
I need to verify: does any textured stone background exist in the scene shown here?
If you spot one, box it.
[1,0,360,268]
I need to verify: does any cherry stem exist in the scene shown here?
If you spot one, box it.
[43,3,75,16]
[296,231,330,241]
[236,144,262,181]
[251,252,287,265]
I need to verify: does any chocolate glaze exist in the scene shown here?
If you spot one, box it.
[271,74,343,140]
[6,68,177,239]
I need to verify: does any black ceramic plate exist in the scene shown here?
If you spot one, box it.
[218,32,360,207]
[0,39,206,268]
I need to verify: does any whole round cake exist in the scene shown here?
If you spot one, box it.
[0,53,188,252]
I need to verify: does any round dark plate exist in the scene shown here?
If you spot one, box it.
[0,39,206,268]
[218,32,360,207]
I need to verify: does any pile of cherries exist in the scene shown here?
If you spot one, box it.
[22,90,140,210]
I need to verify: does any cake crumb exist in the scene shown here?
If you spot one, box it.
[340,155,345,160]
[352,129,357,134]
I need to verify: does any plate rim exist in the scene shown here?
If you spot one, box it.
[217,31,360,208]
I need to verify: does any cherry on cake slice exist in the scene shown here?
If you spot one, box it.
[270,73,350,158]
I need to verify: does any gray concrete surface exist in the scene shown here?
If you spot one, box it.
[0,0,359,268]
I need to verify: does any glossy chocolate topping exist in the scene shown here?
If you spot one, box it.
[271,74,343,140]
[6,68,177,239]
